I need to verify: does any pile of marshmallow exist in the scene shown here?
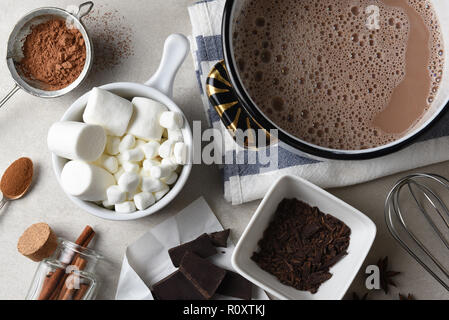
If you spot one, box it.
[48,87,187,214]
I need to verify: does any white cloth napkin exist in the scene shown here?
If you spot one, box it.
[188,0,449,205]
[115,197,268,300]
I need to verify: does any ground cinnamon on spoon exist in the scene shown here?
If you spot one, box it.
[0,157,33,199]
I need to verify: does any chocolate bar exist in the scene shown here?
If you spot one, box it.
[168,233,217,267]
[209,229,230,248]
[216,271,253,300]
[179,251,226,299]
[152,270,205,300]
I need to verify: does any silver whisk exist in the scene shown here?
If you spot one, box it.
[385,173,449,291]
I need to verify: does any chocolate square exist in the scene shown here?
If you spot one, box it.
[152,270,205,300]
[209,229,230,248]
[168,233,217,267]
[216,271,253,300]
[179,251,226,299]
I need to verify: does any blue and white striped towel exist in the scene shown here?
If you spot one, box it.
[188,0,449,205]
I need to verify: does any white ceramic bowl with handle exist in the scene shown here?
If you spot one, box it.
[51,34,193,221]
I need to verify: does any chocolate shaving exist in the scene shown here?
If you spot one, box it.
[251,198,351,294]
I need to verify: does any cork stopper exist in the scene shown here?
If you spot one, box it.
[17,223,58,262]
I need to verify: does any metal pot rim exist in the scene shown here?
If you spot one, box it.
[221,0,449,160]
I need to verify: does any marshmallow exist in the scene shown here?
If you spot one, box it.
[143,159,161,171]
[135,139,147,148]
[118,172,140,193]
[83,87,133,136]
[141,159,160,176]
[141,177,165,193]
[122,161,139,173]
[127,187,141,201]
[117,153,126,165]
[167,129,183,142]
[106,136,120,155]
[161,171,178,185]
[48,121,106,162]
[141,141,160,159]
[159,111,183,130]
[102,199,114,209]
[115,201,136,213]
[119,134,136,153]
[173,142,187,165]
[122,148,144,162]
[61,161,115,201]
[161,158,178,171]
[127,97,168,140]
[150,164,173,179]
[134,192,156,210]
[114,166,125,182]
[159,139,175,158]
[154,184,170,201]
[99,155,118,173]
[139,168,151,177]
[106,185,126,204]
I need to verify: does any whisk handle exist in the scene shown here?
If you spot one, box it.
[0,84,20,110]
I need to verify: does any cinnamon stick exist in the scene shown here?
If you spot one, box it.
[75,226,95,246]
[73,283,89,300]
[38,268,65,300]
[41,271,54,286]
[72,226,95,262]
[37,226,95,300]
[57,257,88,300]
[59,286,75,300]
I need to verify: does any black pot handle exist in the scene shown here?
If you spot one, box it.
[206,61,272,148]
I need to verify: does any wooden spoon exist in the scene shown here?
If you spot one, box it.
[0,157,34,210]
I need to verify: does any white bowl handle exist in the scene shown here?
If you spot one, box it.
[144,34,190,99]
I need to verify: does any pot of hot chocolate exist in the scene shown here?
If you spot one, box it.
[207,0,449,160]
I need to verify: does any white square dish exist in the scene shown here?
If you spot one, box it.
[232,175,376,300]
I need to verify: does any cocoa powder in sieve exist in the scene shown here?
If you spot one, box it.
[18,19,86,90]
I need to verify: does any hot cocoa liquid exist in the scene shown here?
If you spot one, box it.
[233,0,444,149]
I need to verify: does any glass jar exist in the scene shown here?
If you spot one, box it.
[26,238,103,300]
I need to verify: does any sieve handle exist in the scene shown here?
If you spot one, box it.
[145,34,190,99]
[77,1,94,19]
[0,84,20,110]
[0,199,6,211]
[0,191,6,211]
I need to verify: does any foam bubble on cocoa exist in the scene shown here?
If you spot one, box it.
[233,0,444,150]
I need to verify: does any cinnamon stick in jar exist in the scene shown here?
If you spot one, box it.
[75,226,95,247]
[58,257,88,300]
[37,226,95,300]
[73,284,89,300]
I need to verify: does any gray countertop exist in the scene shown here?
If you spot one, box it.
[1,0,448,300]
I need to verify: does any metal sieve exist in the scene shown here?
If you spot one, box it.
[0,2,94,109]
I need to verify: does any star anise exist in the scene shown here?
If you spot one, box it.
[352,292,369,300]
[399,293,415,300]
[377,256,401,294]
